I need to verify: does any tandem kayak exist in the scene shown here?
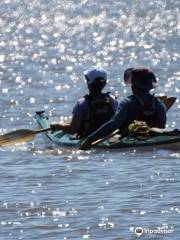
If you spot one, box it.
[35,111,180,150]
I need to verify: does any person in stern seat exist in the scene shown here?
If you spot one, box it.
[50,67,118,138]
[80,67,167,150]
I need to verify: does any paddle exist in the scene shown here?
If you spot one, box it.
[161,97,176,111]
[79,129,119,150]
[92,129,120,146]
[0,127,51,147]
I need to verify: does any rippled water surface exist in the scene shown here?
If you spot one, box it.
[0,0,180,239]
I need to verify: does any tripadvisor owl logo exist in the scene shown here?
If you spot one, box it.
[134,227,144,237]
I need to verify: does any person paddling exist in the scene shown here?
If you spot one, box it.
[80,67,167,150]
[51,67,118,138]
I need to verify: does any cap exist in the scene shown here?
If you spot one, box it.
[124,68,134,85]
[124,67,157,90]
[84,67,107,85]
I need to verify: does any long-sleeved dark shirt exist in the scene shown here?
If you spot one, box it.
[87,93,167,142]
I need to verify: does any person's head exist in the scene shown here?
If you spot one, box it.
[84,67,107,94]
[124,67,157,93]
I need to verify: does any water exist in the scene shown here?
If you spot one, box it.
[0,0,180,239]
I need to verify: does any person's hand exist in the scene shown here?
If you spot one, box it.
[80,138,93,150]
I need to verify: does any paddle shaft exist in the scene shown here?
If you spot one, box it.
[92,129,119,146]
[35,127,51,134]
[150,128,180,136]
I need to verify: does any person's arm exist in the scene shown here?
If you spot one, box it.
[51,99,87,134]
[50,115,80,134]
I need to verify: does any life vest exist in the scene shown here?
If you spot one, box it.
[77,93,115,138]
[134,95,160,127]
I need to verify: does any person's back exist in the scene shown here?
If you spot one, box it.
[114,92,166,136]
[76,92,116,138]
[128,94,165,127]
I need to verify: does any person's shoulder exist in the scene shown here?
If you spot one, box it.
[116,95,135,111]
[121,95,135,104]
[72,96,88,114]
[106,92,117,99]
[106,92,118,102]
[76,96,87,105]
[106,93,119,111]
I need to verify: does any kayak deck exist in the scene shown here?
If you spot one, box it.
[35,111,180,150]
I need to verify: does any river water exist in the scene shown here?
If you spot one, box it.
[0,0,180,239]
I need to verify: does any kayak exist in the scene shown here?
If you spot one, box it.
[35,111,180,150]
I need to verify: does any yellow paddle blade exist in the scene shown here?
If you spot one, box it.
[163,97,176,111]
[0,129,36,147]
[157,96,176,111]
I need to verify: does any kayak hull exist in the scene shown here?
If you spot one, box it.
[35,112,180,150]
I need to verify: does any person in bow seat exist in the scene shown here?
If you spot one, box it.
[51,67,118,138]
